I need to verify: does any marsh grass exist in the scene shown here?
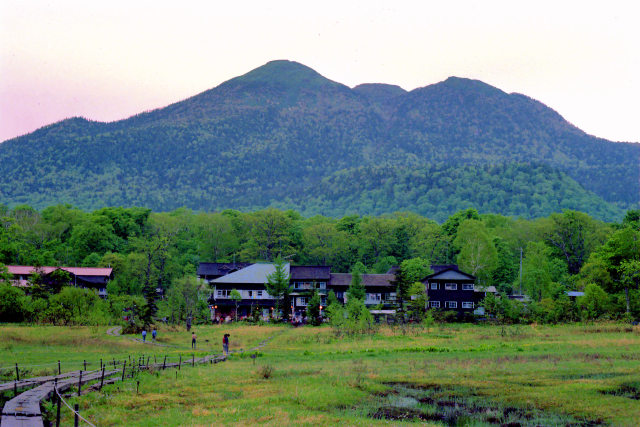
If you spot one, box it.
[4,323,640,425]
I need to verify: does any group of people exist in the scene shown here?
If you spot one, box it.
[141,327,157,342]
[140,327,230,355]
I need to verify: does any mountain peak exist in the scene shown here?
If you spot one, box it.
[439,76,507,96]
[223,60,345,91]
[353,83,407,104]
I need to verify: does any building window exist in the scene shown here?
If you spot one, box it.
[366,293,381,301]
[445,283,457,290]
[216,290,230,298]
[462,284,474,291]
[462,302,474,309]
[430,301,440,308]
[257,290,263,298]
[430,283,438,290]
[318,282,326,289]
[298,297,307,306]
[248,290,253,298]
[447,301,457,309]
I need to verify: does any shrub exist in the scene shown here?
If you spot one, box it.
[258,365,273,379]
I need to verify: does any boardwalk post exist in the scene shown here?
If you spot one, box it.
[179,355,181,370]
[78,370,83,396]
[146,356,149,369]
[122,360,127,381]
[74,403,79,427]
[192,354,195,367]
[15,363,19,381]
[58,360,61,375]
[100,366,105,390]
[84,359,87,371]
[56,379,61,427]
[163,355,166,370]
[100,358,103,370]
[136,380,140,394]
[154,355,157,364]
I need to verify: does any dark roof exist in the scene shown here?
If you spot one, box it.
[425,266,475,280]
[290,266,331,280]
[430,264,459,274]
[387,264,457,275]
[197,262,252,277]
[386,266,400,275]
[330,273,396,288]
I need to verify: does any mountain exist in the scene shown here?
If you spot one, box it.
[0,60,636,221]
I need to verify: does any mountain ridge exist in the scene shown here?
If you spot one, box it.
[0,60,637,221]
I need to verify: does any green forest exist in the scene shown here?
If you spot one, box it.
[1,203,639,326]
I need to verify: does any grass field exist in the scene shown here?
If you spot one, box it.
[2,323,640,426]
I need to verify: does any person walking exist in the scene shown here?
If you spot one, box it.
[191,332,197,349]
[152,328,157,342]
[223,333,230,355]
[141,329,147,343]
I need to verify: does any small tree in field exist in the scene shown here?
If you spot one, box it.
[407,282,428,322]
[307,290,322,326]
[230,289,242,322]
[347,270,365,301]
[265,257,290,320]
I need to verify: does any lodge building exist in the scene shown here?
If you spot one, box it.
[197,262,493,319]
[6,265,113,298]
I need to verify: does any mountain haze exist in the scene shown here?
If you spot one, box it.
[0,60,637,221]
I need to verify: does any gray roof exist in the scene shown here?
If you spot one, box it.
[211,263,289,284]
[426,267,475,281]
[474,285,497,293]
[566,291,585,297]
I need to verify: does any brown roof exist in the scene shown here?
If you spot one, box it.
[330,273,395,288]
[290,266,331,280]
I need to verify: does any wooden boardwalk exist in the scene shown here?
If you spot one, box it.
[1,369,119,427]
[0,329,278,426]
[0,357,227,427]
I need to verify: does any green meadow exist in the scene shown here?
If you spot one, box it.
[2,323,640,426]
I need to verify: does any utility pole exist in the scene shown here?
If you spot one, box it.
[519,247,523,295]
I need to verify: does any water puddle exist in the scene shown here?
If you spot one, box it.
[363,382,604,426]
[600,382,640,400]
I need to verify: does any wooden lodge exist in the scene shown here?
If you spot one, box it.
[6,265,113,298]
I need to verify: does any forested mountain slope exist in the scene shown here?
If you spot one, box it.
[0,60,636,221]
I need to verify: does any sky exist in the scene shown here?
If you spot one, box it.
[1,0,638,143]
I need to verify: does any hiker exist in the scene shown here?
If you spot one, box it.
[191,331,197,349]
[152,328,157,342]
[223,333,230,355]
[142,329,147,342]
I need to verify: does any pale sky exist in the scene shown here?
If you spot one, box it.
[1,0,638,143]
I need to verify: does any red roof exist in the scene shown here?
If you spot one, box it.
[6,265,113,277]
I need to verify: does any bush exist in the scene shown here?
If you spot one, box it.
[0,284,26,322]
[258,365,273,379]
[578,283,611,321]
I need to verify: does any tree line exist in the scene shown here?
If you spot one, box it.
[1,203,639,325]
